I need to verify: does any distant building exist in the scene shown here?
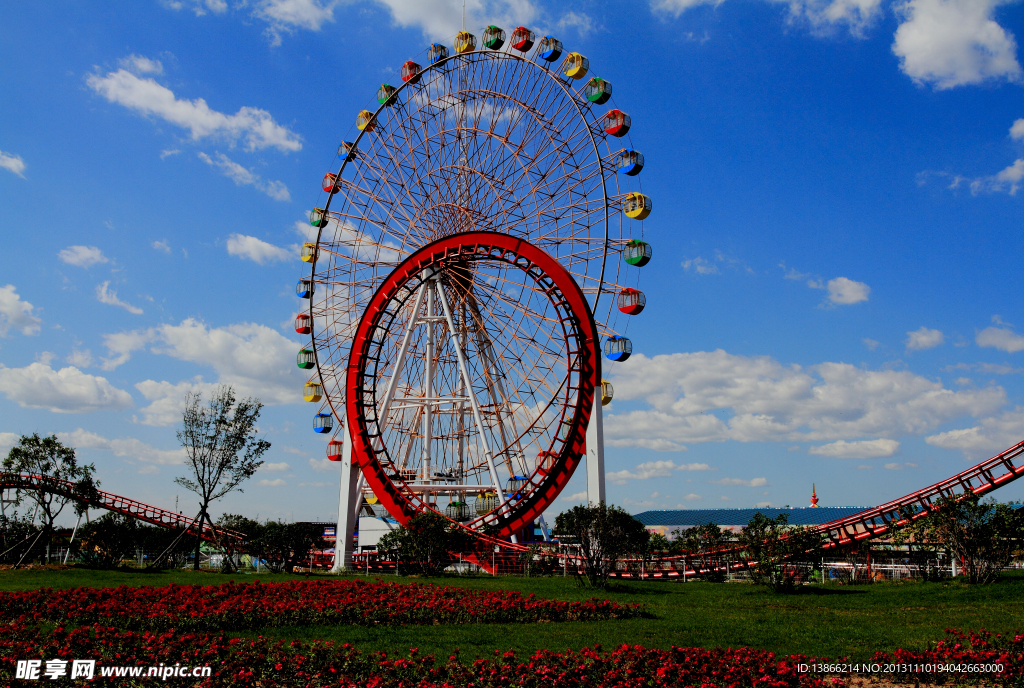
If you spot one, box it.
[633,507,869,539]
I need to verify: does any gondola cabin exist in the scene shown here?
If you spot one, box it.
[428,43,448,63]
[401,60,421,83]
[615,149,644,176]
[294,313,311,335]
[455,31,476,53]
[601,379,614,405]
[506,476,528,499]
[585,77,612,104]
[327,440,343,462]
[603,109,631,137]
[296,347,315,369]
[314,412,333,434]
[301,242,318,263]
[483,25,505,50]
[624,192,652,220]
[445,501,471,521]
[617,288,646,315]
[536,450,557,473]
[356,110,375,132]
[538,36,562,61]
[309,207,327,228]
[561,52,589,80]
[322,173,342,194]
[474,491,498,515]
[623,239,652,267]
[338,141,357,161]
[296,279,314,298]
[604,335,632,362]
[510,26,535,51]
[303,382,323,402]
[377,83,397,105]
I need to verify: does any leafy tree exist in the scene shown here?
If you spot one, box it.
[738,513,823,592]
[896,494,1024,584]
[215,513,262,573]
[175,386,270,570]
[2,434,98,566]
[676,522,732,582]
[378,511,471,576]
[79,513,140,567]
[0,513,40,564]
[554,503,650,588]
[253,520,324,573]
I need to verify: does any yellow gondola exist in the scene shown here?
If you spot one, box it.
[601,379,614,405]
[300,242,317,263]
[303,382,323,402]
[623,192,652,220]
[455,31,476,53]
[356,110,375,132]
[561,52,589,80]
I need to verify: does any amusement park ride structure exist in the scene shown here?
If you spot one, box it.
[295,26,651,570]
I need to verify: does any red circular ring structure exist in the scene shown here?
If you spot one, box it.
[346,231,600,538]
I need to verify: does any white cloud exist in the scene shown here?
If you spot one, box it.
[0,362,133,413]
[160,149,181,160]
[309,457,335,472]
[260,461,291,472]
[96,281,144,315]
[255,0,340,44]
[259,478,286,487]
[977,325,1024,353]
[906,326,944,351]
[165,0,228,16]
[61,428,185,466]
[197,152,291,201]
[956,157,1024,195]
[100,318,301,424]
[67,349,95,368]
[926,406,1024,458]
[682,256,719,274]
[808,438,900,458]
[0,285,42,337]
[652,0,881,34]
[0,432,21,456]
[892,0,1022,90]
[119,54,164,75]
[606,460,712,484]
[884,461,918,470]
[152,239,171,253]
[606,437,689,452]
[560,491,589,502]
[826,277,870,305]
[605,350,1006,450]
[226,234,292,264]
[87,63,302,152]
[1012,118,1024,141]
[863,338,880,350]
[712,477,769,487]
[58,246,109,268]
[0,151,26,178]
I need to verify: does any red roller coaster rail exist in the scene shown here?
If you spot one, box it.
[0,473,242,543]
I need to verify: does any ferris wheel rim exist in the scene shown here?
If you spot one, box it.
[345,230,600,537]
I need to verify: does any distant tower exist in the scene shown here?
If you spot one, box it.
[810,483,819,507]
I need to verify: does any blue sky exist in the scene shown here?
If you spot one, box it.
[2,0,1024,524]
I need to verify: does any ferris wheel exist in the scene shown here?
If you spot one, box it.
[295,26,654,554]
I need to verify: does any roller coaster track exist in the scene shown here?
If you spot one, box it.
[0,473,243,543]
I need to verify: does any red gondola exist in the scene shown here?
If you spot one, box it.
[510,26,535,51]
[603,109,631,137]
[617,288,646,315]
[401,60,421,83]
[327,440,343,462]
[295,313,311,334]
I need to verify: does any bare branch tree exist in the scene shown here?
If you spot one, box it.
[175,385,270,570]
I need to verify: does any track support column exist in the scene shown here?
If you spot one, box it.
[586,385,606,505]
[331,425,360,573]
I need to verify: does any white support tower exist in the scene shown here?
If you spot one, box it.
[586,385,606,505]
[331,425,360,573]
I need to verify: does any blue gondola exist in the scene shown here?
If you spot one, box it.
[604,335,632,362]
[314,412,333,434]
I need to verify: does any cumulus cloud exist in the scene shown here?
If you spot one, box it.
[309,457,335,472]
[560,491,589,502]
[885,461,918,470]
[255,0,340,45]
[0,285,42,337]
[652,0,882,35]
[87,62,301,152]
[96,281,143,315]
[226,234,292,264]
[711,477,769,486]
[977,324,1024,353]
[604,350,1006,451]
[906,326,945,351]
[101,318,302,424]
[892,0,1022,90]
[808,438,900,458]
[606,460,712,484]
[0,432,20,455]
[119,54,164,74]
[61,428,185,467]
[682,257,719,275]
[260,461,291,472]
[926,406,1024,458]
[825,277,870,305]
[152,239,171,253]
[0,150,26,178]
[259,478,286,487]
[197,152,291,201]
[953,157,1024,195]
[1012,118,1024,141]
[0,363,133,413]
[58,246,109,268]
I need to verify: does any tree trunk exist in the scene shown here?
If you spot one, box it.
[193,506,207,571]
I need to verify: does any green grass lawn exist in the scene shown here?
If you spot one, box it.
[3,566,1023,661]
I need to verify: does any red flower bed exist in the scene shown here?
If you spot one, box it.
[870,628,1024,684]
[0,579,642,631]
[0,622,840,688]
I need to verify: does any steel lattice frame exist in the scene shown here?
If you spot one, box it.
[303,41,645,443]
